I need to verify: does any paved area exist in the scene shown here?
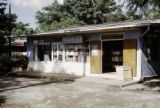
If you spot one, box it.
[0,76,160,108]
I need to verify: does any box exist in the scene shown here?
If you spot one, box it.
[116,66,132,80]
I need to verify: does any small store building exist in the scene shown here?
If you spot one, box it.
[11,37,27,57]
[26,19,160,81]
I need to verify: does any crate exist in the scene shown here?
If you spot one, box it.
[116,66,132,80]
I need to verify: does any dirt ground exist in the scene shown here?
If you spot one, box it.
[0,76,160,108]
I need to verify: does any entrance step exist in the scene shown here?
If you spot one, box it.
[89,72,117,79]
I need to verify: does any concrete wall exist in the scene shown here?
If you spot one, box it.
[126,29,160,79]
[26,30,146,79]
[87,33,101,41]
[28,61,90,76]
[125,30,141,39]
[26,36,91,76]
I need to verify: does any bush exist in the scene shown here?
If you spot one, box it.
[11,56,29,70]
[0,55,13,73]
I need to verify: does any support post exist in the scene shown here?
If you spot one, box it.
[133,38,142,81]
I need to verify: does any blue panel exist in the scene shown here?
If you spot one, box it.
[27,39,33,61]
[142,52,160,77]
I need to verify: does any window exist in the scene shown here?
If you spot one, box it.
[32,40,52,61]
[52,43,63,61]
[38,44,51,61]
[32,40,89,62]
[65,44,89,62]
[65,44,83,62]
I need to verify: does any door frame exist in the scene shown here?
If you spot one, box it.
[100,32,125,74]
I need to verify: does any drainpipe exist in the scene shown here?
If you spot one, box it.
[140,25,150,38]
[136,25,150,81]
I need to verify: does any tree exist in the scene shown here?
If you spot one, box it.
[0,0,16,55]
[64,0,126,24]
[125,0,160,19]
[36,0,127,32]
[36,1,84,32]
[11,22,35,37]
[0,0,8,53]
[0,0,17,72]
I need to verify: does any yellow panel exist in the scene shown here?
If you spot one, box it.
[90,42,102,74]
[123,40,137,77]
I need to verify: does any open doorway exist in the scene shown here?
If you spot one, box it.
[102,40,123,73]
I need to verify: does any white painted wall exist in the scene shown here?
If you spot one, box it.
[133,38,142,81]
[28,61,90,76]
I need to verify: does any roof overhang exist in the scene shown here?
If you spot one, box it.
[23,19,160,38]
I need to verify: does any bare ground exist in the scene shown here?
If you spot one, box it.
[0,76,160,108]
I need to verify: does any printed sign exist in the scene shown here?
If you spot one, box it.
[63,36,83,43]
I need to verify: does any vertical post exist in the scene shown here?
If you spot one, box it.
[51,43,53,61]
[62,44,65,62]
[35,45,38,61]
[83,44,85,76]
[135,38,142,81]
[57,43,59,60]
[100,35,103,74]
[8,4,11,58]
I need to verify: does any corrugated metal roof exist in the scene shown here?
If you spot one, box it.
[24,19,160,37]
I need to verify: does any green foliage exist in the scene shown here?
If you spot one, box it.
[0,1,34,37]
[0,54,13,72]
[125,0,160,20]
[36,0,127,32]
[126,0,149,11]
[0,1,16,37]
[64,0,124,24]
[143,8,160,19]
[11,22,35,37]
[0,0,16,55]
[36,1,84,32]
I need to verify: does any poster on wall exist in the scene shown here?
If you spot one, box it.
[44,54,50,61]
[91,44,99,56]
[91,50,99,56]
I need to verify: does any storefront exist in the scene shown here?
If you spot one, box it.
[27,35,90,76]
[26,19,160,81]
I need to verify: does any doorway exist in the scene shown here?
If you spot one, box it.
[102,40,123,73]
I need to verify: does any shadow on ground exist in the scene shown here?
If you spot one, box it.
[143,79,160,92]
[0,95,6,106]
[0,76,21,89]
[144,81,160,88]
[0,74,76,93]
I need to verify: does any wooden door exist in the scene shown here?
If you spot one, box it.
[123,39,137,77]
[90,41,102,74]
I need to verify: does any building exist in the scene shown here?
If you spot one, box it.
[11,37,27,57]
[25,19,160,81]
